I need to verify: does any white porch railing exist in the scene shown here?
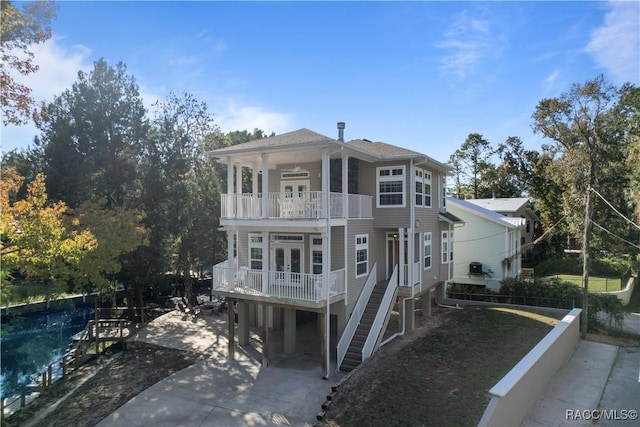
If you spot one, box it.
[221,192,372,220]
[402,261,421,286]
[362,265,398,361]
[212,264,345,303]
[336,263,377,370]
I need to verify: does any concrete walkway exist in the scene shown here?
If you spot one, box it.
[521,340,640,427]
[97,310,343,427]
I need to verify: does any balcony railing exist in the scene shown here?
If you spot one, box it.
[212,264,345,303]
[221,192,372,220]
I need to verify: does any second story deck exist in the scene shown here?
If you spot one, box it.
[221,192,373,220]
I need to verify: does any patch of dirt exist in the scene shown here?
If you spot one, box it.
[7,305,636,427]
[322,306,564,427]
[5,343,205,427]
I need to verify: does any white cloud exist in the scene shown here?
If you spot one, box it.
[585,1,640,85]
[1,37,93,153]
[435,10,506,78]
[542,70,560,95]
[215,102,293,135]
[21,36,93,105]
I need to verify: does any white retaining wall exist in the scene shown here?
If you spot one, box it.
[477,308,582,427]
[599,276,636,306]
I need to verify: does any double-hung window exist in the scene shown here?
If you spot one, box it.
[415,167,431,208]
[441,174,447,211]
[248,234,264,270]
[441,231,449,263]
[441,231,453,263]
[423,232,432,269]
[355,234,369,278]
[377,166,405,207]
[310,235,323,275]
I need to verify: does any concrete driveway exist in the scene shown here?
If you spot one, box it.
[97,310,343,427]
[521,340,640,427]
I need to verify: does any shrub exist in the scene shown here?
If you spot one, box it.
[499,277,624,332]
[535,254,634,277]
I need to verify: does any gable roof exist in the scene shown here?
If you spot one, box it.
[465,197,539,222]
[207,127,452,172]
[209,128,335,155]
[347,139,420,158]
[447,197,526,229]
[464,197,531,213]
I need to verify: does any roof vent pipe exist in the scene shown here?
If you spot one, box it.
[337,122,345,142]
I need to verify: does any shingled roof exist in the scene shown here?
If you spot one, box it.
[210,128,335,155]
[346,139,421,158]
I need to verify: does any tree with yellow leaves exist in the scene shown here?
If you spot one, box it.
[1,167,95,287]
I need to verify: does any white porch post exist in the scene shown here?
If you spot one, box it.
[226,157,233,218]
[261,153,269,218]
[227,229,235,271]
[226,157,233,194]
[235,162,242,195]
[262,231,269,294]
[252,162,259,218]
[342,153,348,218]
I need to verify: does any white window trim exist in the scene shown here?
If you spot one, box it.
[376,165,406,208]
[355,234,369,278]
[248,233,264,270]
[281,170,310,179]
[310,235,323,275]
[441,231,449,264]
[423,232,432,270]
[414,167,432,208]
[441,174,447,212]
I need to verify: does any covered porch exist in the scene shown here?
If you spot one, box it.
[212,261,345,305]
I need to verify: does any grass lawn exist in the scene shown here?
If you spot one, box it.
[324,306,564,427]
[544,274,624,293]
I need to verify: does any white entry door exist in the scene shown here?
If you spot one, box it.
[281,180,309,197]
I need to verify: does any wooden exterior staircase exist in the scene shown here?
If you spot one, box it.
[339,280,389,372]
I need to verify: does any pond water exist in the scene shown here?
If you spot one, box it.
[0,305,94,399]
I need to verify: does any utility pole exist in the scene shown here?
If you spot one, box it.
[581,182,595,335]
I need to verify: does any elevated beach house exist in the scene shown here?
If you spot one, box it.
[208,123,460,378]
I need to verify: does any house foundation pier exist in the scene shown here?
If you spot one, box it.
[238,301,250,346]
[284,308,296,354]
[228,298,236,360]
[262,303,269,367]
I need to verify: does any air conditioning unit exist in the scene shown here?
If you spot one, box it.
[469,262,483,276]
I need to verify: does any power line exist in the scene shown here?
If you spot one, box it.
[591,187,640,230]
[591,220,640,250]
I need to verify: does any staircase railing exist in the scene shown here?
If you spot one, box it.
[362,265,398,361]
[67,320,92,369]
[336,263,377,370]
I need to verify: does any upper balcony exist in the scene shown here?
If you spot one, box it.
[221,192,373,220]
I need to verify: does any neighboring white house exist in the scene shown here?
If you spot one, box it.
[446,197,526,290]
[463,197,539,264]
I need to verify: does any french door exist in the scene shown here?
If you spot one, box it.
[271,244,303,276]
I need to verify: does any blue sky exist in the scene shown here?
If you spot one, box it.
[2,1,639,163]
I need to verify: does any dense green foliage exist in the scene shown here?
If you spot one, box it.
[535,254,635,277]
[499,277,624,331]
